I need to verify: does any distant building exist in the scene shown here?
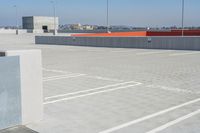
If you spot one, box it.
[69,24,94,30]
[70,23,83,30]
[82,25,94,30]
[22,16,59,33]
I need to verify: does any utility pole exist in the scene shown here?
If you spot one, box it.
[107,0,110,33]
[181,0,185,36]
[14,5,18,35]
[51,0,57,35]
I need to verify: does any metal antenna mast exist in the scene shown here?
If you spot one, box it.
[107,0,110,33]
[14,5,18,35]
[51,0,57,35]
[181,0,185,36]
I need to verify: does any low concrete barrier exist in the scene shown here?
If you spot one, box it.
[0,29,27,34]
[35,36,200,50]
[0,29,16,34]
[27,29,44,34]
[0,49,43,130]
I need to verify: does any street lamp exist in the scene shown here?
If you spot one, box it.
[51,0,57,35]
[181,0,185,36]
[13,5,18,35]
[106,0,111,33]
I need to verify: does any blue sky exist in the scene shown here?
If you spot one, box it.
[0,0,200,27]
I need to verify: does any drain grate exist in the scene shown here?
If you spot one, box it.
[0,126,38,133]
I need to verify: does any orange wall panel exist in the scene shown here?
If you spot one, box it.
[72,30,200,37]
[72,32,147,37]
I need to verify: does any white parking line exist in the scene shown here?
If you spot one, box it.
[99,98,200,133]
[85,75,123,82]
[146,109,200,133]
[170,52,200,56]
[43,74,86,82]
[110,50,139,53]
[43,68,123,82]
[43,74,81,80]
[146,85,197,94]
[110,50,131,53]
[45,81,138,100]
[83,50,106,52]
[44,82,142,105]
[43,68,70,74]
[136,51,172,55]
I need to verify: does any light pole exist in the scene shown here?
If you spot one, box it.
[181,0,185,36]
[106,0,111,33]
[13,5,18,35]
[51,0,57,35]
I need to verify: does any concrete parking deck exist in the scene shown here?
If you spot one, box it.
[0,34,200,133]
[0,126,38,133]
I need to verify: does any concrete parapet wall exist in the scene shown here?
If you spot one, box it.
[17,30,28,34]
[35,36,200,50]
[0,29,28,34]
[0,49,43,130]
[27,29,44,33]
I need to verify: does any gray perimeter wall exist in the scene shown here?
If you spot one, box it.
[0,56,22,130]
[35,36,200,51]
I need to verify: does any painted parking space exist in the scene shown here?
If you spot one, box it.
[30,81,200,133]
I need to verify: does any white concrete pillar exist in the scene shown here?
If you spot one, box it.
[0,49,43,125]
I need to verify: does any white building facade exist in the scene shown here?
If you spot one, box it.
[22,16,59,33]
